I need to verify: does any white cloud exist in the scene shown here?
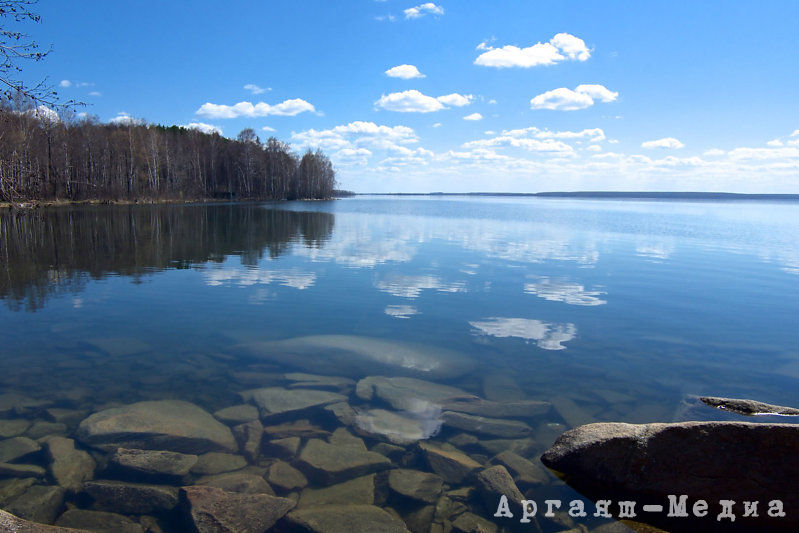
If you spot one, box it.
[59,80,71,88]
[109,112,143,125]
[703,148,725,156]
[432,123,442,128]
[573,84,618,103]
[530,88,594,111]
[196,99,316,119]
[30,105,60,124]
[376,274,465,298]
[464,136,574,155]
[524,277,606,306]
[586,144,602,152]
[184,122,222,135]
[205,268,316,290]
[463,113,483,121]
[385,64,425,79]
[88,91,101,97]
[243,83,270,94]
[767,139,783,147]
[385,305,419,319]
[375,90,472,113]
[475,32,590,68]
[404,3,444,19]
[437,93,473,107]
[488,99,497,105]
[530,85,617,111]
[261,126,276,132]
[791,130,799,137]
[641,137,685,149]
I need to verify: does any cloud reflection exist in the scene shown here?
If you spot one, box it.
[376,274,466,298]
[384,305,419,319]
[205,268,316,289]
[469,317,577,350]
[524,276,606,306]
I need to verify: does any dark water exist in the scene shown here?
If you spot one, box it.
[1,197,798,530]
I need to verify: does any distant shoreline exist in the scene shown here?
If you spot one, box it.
[359,191,799,201]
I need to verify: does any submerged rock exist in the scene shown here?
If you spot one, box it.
[284,373,356,391]
[297,475,376,508]
[441,411,532,438]
[0,436,41,463]
[0,462,46,477]
[108,448,197,484]
[55,509,143,533]
[76,400,237,454]
[451,512,497,533]
[355,376,471,413]
[4,485,66,524]
[297,438,393,484]
[418,442,481,484]
[0,418,30,438]
[700,396,799,416]
[83,480,179,514]
[180,486,294,533]
[388,469,444,503]
[0,477,35,506]
[43,436,97,491]
[190,452,247,476]
[213,404,259,425]
[196,472,275,495]
[230,335,473,379]
[240,387,346,422]
[262,436,301,459]
[232,419,263,463]
[475,465,526,518]
[0,509,86,532]
[285,504,411,533]
[355,408,441,445]
[440,397,551,419]
[267,460,308,492]
[489,450,548,486]
[542,421,799,530]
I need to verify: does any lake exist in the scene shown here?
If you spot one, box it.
[1,196,798,531]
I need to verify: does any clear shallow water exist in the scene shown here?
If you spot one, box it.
[1,197,798,530]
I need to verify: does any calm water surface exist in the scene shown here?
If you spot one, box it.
[1,196,798,530]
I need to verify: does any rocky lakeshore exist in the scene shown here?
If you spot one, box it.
[0,368,598,533]
[2,354,797,533]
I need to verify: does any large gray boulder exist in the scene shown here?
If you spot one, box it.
[0,509,88,532]
[297,438,393,484]
[542,421,799,530]
[180,486,294,533]
[240,388,346,422]
[700,396,799,416]
[284,504,411,533]
[76,400,237,454]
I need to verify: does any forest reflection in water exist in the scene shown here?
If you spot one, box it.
[0,204,335,311]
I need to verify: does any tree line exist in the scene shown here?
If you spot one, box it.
[0,103,337,203]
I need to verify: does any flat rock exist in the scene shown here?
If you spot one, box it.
[451,512,498,533]
[0,393,46,417]
[108,448,197,484]
[44,436,97,491]
[263,420,330,439]
[213,405,260,425]
[0,462,46,477]
[262,436,301,459]
[388,469,443,503]
[0,436,41,462]
[550,397,594,429]
[328,428,366,450]
[196,472,275,495]
[323,402,357,426]
[0,509,87,532]
[4,485,66,524]
[26,422,69,440]
[267,460,308,491]
[418,442,481,484]
[355,408,441,445]
[700,396,799,416]
[180,486,294,533]
[441,411,532,438]
[297,475,375,508]
[241,387,346,422]
[355,376,471,413]
[0,418,30,438]
[190,452,247,476]
[440,397,550,419]
[284,373,355,390]
[76,400,237,454]
[297,438,392,484]
[475,465,526,516]
[230,334,473,379]
[232,420,263,463]
[482,374,527,402]
[542,421,799,529]
[285,504,411,533]
[490,450,548,486]
[83,480,179,514]
[55,509,143,533]
[0,477,35,506]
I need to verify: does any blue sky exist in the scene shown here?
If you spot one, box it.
[19,1,799,193]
